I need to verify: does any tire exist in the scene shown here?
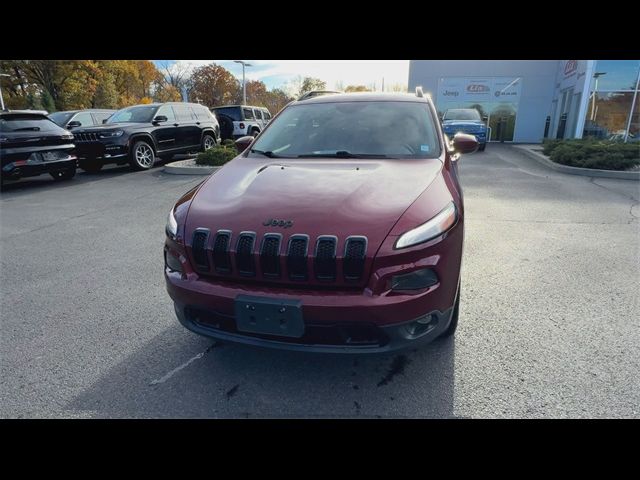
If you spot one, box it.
[478,143,486,152]
[201,133,217,152]
[79,158,103,173]
[439,283,460,338]
[129,140,155,171]
[216,114,234,141]
[50,167,76,181]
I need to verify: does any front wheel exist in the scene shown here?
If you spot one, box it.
[129,140,155,171]
[202,133,217,151]
[50,167,76,181]
[478,143,486,152]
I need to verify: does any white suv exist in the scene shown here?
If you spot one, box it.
[211,105,272,141]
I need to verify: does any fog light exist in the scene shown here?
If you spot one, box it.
[405,314,439,337]
[165,250,183,273]
[390,268,438,291]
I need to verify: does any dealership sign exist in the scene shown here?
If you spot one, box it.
[437,77,522,104]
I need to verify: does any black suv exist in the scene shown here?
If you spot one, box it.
[49,109,116,130]
[72,102,220,172]
[1,110,77,186]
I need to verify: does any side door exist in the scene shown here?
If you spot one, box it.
[173,104,200,149]
[152,104,179,152]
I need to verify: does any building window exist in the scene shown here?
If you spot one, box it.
[591,61,640,92]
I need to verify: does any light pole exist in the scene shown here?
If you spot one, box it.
[590,72,606,121]
[234,60,252,105]
[0,73,10,111]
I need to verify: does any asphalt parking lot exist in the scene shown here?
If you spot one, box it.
[1,144,639,418]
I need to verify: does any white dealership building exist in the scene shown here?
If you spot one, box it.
[408,60,640,143]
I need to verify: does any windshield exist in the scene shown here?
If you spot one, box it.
[107,105,158,124]
[48,112,74,127]
[0,115,60,132]
[250,101,440,158]
[443,109,481,121]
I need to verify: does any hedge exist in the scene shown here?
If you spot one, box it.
[195,144,238,166]
[541,139,640,171]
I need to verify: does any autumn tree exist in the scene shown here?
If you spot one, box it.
[93,70,119,109]
[190,63,241,107]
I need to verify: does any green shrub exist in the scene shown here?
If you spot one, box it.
[195,145,238,166]
[222,139,236,147]
[545,139,640,171]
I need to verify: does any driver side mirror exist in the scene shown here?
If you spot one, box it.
[452,133,479,155]
[235,135,254,153]
[153,115,168,124]
[67,120,81,129]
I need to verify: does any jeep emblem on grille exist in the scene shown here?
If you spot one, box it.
[263,218,293,228]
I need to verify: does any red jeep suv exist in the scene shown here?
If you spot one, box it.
[164,89,478,353]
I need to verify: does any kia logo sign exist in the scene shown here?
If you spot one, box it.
[564,60,578,76]
[467,84,489,93]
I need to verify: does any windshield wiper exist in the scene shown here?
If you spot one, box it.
[297,151,388,158]
[251,149,283,158]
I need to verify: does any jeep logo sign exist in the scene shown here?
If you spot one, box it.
[467,84,490,93]
[263,218,293,228]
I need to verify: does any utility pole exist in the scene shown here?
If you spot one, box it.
[234,60,252,105]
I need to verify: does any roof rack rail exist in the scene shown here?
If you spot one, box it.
[415,86,424,98]
[297,90,343,101]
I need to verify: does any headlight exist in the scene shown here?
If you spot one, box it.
[61,133,74,140]
[166,208,178,240]
[99,130,124,138]
[395,202,457,249]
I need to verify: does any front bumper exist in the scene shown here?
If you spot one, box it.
[73,139,129,162]
[172,300,454,353]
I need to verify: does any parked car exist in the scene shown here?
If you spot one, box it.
[211,105,272,141]
[297,90,342,101]
[164,88,478,353]
[49,109,116,130]
[441,108,488,151]
[71,102,220,172]
[1,110,76,186]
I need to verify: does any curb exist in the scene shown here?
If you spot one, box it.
[513,145,640,181]
[164,159,220,175]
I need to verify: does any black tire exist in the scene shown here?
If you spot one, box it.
[478,143,486,152]
[129,140,155,171]
[439,283,460,338]
[50,167,76,181]
[201,133,217,152]
[79,158,103,173]
[216,114,234,141]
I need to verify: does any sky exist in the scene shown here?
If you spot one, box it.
[153,60,410,91]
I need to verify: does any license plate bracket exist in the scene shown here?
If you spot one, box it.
[235,295,304,338]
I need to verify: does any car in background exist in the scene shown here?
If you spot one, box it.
[71,102,220,173]
[297,90,343,101]
[164,89,479,353]
[49,109,116,130]
[211,105,272,141]
[441,108,488,151]
[1,110,76,186]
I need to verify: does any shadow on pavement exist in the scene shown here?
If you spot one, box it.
[67,323,455,418]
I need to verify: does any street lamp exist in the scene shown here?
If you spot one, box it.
[234,60,252,105]
[0,73,10,111]
[590,72,606,121]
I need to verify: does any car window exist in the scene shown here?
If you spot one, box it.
[263,111,271,121]
[251,101,440,159]
[0,114,60,132]
[243,108,254,120]
[49,111,74,127]
[73,112,95,127]
[107,105,157,124]
[255,110,264,120]
[174,105,194,122]
[443,109,481,121]
[196,107,213,121]
[212,107,242,122]
[93,112,113,124]
[156,105,176,122]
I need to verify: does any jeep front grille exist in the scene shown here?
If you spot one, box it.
[189,230,367,284]
[73,132,99,142]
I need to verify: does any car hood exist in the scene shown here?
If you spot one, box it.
[186,156,444,253]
